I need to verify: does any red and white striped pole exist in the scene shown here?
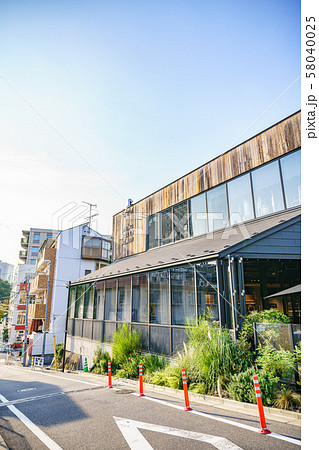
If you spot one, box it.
[139,363,145,397]
[253,375,271,434]
[108,360,113,389]
[182,369,192,411]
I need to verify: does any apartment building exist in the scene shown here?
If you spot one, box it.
[7,263,34,348]
[19,228,59,266]
[0,260,14,284]
[27,223,111,362]
[7,228,59,349]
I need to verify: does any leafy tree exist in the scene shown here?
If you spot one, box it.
[0,279,11,302]
[0,299,9,320]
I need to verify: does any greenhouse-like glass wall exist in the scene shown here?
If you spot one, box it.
[147,149,301,250]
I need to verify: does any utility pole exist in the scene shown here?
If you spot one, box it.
[41,260,52,365]
[62,281,71,373]
[82,201,98,228]
[22,275,31,367]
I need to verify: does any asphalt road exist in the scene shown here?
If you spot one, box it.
[0,360,301,450]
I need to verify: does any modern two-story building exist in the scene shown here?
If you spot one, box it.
[67,111,301,360]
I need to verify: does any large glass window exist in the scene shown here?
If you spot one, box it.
[33,233,40,243]
[171,266,195,325]
[252,161,284,217]
[69,286,77,318]
[148,214,160,249]
[280,150,301,208]
[149,270,169,324]
[83,284,93,319]
[207,184,228,232]
[117,276,131,322]
[227,173,254,225]
[161,208,173,245]
[31,247,39,256]
[189,193,207,236]
[132,274,148,323]
[94,281,105,320]
[173,201,189,241]
[196,261,219,321]
[105,279,117,321]
[74,284,85,319]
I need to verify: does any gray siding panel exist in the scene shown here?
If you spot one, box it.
[238,220,301,257]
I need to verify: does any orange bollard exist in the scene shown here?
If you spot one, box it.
[253,375,271,434]
[182,368,192,411]
[108,360,113,389]
[139,363,145,397]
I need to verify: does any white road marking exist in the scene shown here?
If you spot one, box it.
[0,391,66,408]
[132,394,301,446]
[114,416,243,449]
[5,366,103,387]
[0,393,62,450]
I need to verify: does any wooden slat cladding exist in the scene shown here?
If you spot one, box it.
[112,112,301,261]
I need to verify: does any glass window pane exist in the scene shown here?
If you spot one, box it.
[171,266,195,325]
[227,174,254,225]
[148,214,160,249]
[252,161,284,217]
[280,150,301,208]
[132,274,148,323]
[69,286,76,318]
[149,270,169,324]
[207,184,228,232]
[161,208,173,245]
[173,201,189,241]
[117,276,131,322]
[74,284,85,319]
[94,281,105,320]
[196,261,219,322]
[83,284,92,319]
[105,279,117,321]
[189,193,207,236]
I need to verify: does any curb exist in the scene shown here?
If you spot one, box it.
[41,368,301,426]
[116,377,301,426]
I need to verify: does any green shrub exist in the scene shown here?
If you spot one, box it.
[241,309,291,346]
[232,335,254,373]
[140,353,166,374]
[116,352,140,378]
[273,387,301,410]
[151,370,169,386]
[90,345,112,374]
[228,367,279,406]
[189,382,207,395]
[55,343,64,363]
[112,323,141,366]
[255,344,297,380]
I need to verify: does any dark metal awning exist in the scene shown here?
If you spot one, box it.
[264,284,301,298]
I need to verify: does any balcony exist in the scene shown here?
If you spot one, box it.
[28,303,46,319]
[36,247,56,272]
[30,274,48,294]
[19,250,27,262]
[82,236,111,262]
[21,237,29,248]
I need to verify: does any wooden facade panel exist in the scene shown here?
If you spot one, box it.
[113,112,301,261]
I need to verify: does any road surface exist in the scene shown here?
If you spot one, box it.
[0,360,301,449]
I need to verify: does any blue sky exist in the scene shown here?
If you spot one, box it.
[0,0,301,265]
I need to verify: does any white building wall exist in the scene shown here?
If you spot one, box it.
[66,335,112,369]
[49,224,104,344]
